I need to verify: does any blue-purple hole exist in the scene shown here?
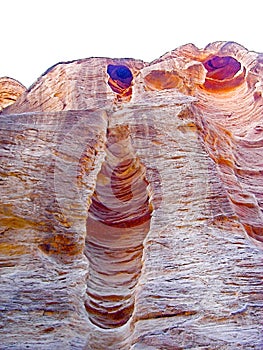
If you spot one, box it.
[107,64,133,86]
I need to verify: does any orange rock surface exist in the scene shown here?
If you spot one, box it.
[0,42,262,349]
[0,77,26,111]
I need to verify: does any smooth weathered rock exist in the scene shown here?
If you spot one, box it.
[0,42,262,349]
[0,77,26,111]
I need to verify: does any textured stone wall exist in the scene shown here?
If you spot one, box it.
[0,42,262,349]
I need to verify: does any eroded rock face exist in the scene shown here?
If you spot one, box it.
[0,77,26,111]
[0,42,263,349]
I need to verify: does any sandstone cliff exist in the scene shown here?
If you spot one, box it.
[0,42,262,349]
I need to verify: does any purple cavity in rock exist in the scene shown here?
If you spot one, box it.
[203,56,241,80]
[107,65,133,87]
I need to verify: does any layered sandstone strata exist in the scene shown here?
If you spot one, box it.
[0,42,262,349]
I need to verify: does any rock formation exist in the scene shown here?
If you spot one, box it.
[0,77,26,111]
[0,41,262,349]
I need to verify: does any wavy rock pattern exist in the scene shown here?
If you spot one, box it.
[85,124,153,329]
[195,43,263,245]
[0,42,263,349]
[0,77,26,111]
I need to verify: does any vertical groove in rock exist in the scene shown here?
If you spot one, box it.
[85,124,153,329]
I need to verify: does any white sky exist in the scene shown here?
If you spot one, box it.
[1,0,262,87]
